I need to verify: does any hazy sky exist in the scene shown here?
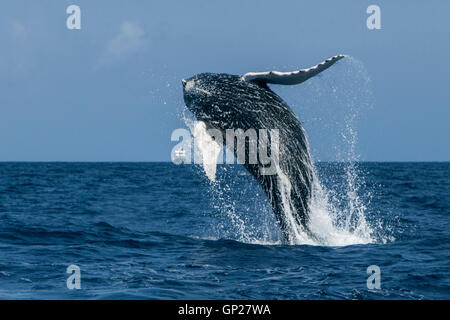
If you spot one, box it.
[1,1,449,161]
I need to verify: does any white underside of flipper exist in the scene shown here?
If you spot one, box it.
[242,54,345,85]
[192,121,221,183]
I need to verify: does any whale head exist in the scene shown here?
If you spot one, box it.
[182,73,263,131]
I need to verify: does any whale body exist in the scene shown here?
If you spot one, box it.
[182,55,344,243]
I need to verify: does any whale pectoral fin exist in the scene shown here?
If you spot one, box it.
[242,54,345,85]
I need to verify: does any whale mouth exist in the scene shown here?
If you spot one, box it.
[183,78,212,96]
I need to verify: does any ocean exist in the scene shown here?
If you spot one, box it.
[0,162,448,299]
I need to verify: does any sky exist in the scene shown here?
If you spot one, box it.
[0,0,449,161]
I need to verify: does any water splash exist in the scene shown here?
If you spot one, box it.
[296,56,379,246]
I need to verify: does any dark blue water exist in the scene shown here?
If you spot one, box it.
[0,162,448,299]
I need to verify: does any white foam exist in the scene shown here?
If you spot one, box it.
[306,168,374,246]
[269,158,374,247]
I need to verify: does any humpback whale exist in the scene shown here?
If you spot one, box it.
[182,54,345,243]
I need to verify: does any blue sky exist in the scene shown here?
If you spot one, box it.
[1,1,449,161]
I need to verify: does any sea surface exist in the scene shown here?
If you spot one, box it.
[0,162,448,299]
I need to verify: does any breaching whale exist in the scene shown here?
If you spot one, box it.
[182,54,345,243]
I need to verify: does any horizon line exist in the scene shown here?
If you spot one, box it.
[0,160,448,163]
